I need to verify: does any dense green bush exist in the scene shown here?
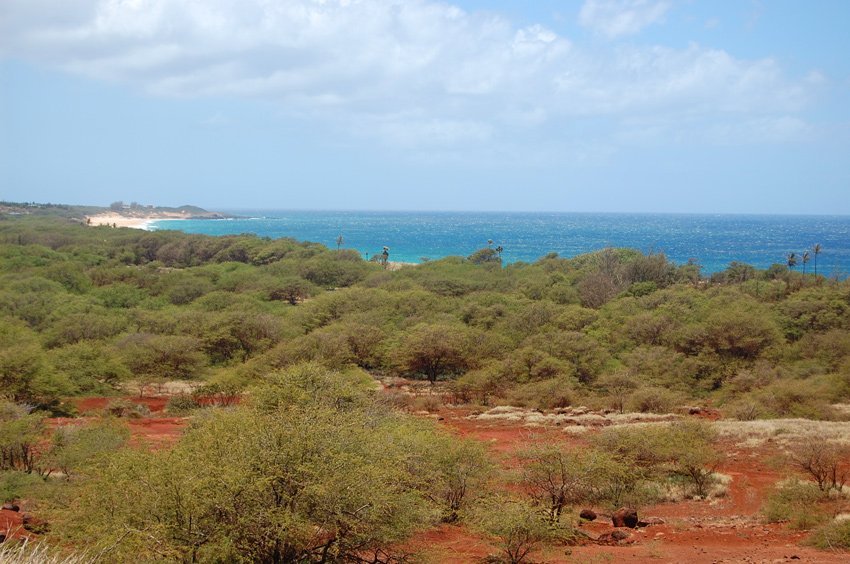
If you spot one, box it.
[0,212,848,415]
[51,364,490,562]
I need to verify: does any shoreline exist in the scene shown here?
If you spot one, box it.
[85,213,189,230]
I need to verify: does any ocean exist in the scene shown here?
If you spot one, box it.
[150,211,850,276]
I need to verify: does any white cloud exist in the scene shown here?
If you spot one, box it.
[578,0,671,38]
[0,0,817,153]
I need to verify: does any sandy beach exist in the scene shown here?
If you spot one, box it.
[85,212,192,230]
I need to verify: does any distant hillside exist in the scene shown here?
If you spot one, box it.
[0,201,231,222]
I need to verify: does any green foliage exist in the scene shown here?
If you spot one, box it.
[762,479,828,529]
[391,323,476,383]
[0,213,848,419]
[165,394,201,414]
[0,401,45,473]
[472,496,569,564]
[594,421,722,499]
[518,443,634,521]
[0,322,73,405]
[53,364,485,563]
[44,419,130,478]
[117,333,206,380]
[807,518,850,550]
[0,470,42,502]
[468,247,502,265]
[626,386,682,414]
[505,378,577,410]
[49,342,130,394]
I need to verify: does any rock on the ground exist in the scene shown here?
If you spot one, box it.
[1,503,19,512]
[598,529,632,544]
[612,507,639,528]
[580,508,597,521]
[638,516,665,527]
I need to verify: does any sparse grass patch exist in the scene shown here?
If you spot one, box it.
[714,419,850,448]
[412,394,443,413]
[762,478,830,530]
[807,518,850,550]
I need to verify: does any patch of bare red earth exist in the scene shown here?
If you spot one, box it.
[407,407,848,563]
[0,507,31,543]
[67,395,187,447]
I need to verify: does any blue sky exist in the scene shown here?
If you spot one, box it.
[1,0,849,214]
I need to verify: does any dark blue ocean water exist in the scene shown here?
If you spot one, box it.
[150,211,850,276]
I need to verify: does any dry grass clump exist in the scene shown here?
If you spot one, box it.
[411,394,443,413]
[0,540,91,564]
[663,472,731,503]
[470,406,681,430]
[713,419,850,448]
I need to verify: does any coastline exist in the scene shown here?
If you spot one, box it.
[85,213,189,230]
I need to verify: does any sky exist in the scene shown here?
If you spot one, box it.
[1,0,849,214]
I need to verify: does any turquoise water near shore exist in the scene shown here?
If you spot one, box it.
[150,211,850,275]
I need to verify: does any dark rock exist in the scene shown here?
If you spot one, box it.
[579,509,597,521]
[612,507,639,528]
[21,513,49,534]
[1,503,19,512]
[598,529,632,544]
[610,529,631,541]
[646,517,665,525]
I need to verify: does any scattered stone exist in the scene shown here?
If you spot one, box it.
[598,529,632,544]
[612,507,639,528]
[580,509,597,521]
[637,517,665,527]
[1,503,19,512]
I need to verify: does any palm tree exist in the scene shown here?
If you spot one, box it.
[813,243,822,276]
[786,252,797,271]
[802,251,810,274]
[487,239,493,248]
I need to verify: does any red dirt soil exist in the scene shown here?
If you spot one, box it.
[19,394,850,562]
[410,406,850,563]
[73,395,169,414]
[0,508,31,543]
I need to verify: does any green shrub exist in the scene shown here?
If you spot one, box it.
[504,378,576,410]
[627,386,681,413]
[808,518,850,550]
[165,394,201,415]
[594,421,722,499]
[0,470,41,502]
[472,495,570,564]
[762,479,828,529]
